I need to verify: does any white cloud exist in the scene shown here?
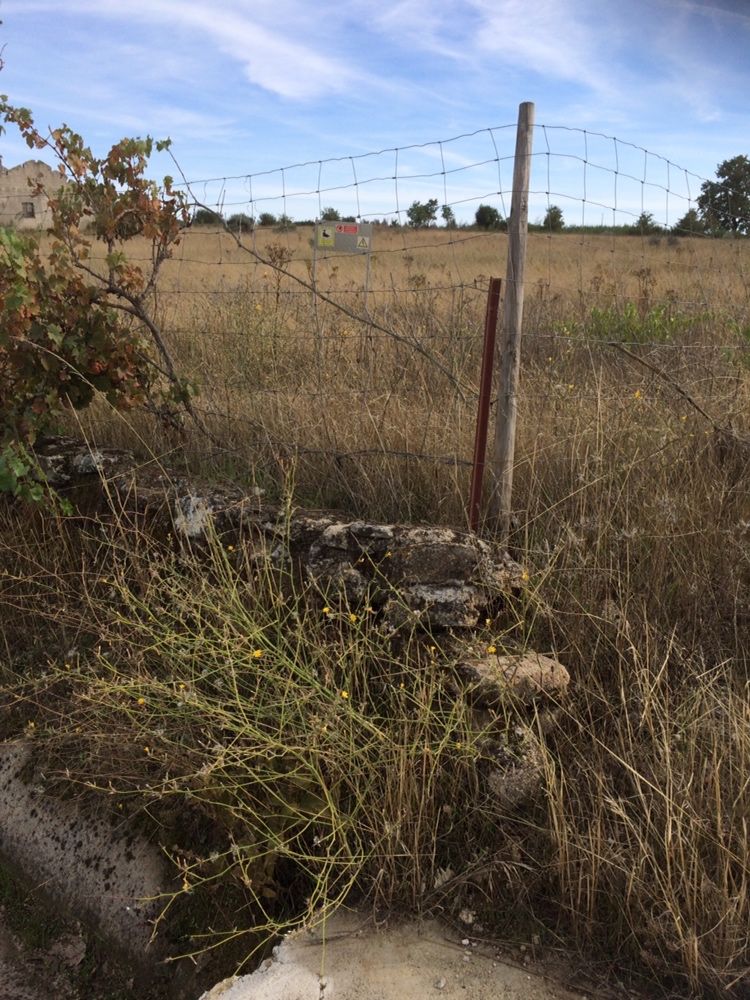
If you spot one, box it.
[664,0,750,27]
[465,0,623,96]
[6,0,749,193]
[361,0,470,59]
[347,0,642,111]
[10,0,363,99]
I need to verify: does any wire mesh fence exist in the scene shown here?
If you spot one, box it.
[47,117,749,524]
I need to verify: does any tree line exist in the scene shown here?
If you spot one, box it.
[190,206,358,232]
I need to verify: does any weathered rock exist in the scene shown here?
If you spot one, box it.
[32,437,525,632]
[35,436,131,486]
[455,651,570,707]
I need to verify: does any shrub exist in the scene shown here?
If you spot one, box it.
[475,204,505,230]
[192,207,223,225]
[226,212,254,233]
[0,98,192,498]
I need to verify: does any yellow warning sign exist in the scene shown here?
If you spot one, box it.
[316,221,372,253]
[318,226,335,248]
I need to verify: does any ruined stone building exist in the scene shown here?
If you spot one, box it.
[0,158,66,229]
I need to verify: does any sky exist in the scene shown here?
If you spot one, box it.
[1,0,749,226]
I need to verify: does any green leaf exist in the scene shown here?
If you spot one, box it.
[8,454,30,479]
[46,323,64,348]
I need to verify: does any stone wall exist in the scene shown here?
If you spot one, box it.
[37,436,525,631]
[35,436,571,709]
[0,159,65,230]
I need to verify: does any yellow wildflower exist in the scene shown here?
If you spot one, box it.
[340,690,349,700]
[349,613,358,624]
[486,645,497,655]
[252,649,263,659]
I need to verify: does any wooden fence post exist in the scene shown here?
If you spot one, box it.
[490,101,535,542]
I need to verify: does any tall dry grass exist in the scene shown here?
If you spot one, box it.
[3,227,749,995]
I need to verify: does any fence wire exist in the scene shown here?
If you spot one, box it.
[6,122,747,517]
[144,122,750,517]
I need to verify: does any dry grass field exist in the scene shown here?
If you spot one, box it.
[3,226,749,996]
[79,225,749,522]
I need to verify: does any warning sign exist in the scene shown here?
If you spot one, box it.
[316,221,372,254]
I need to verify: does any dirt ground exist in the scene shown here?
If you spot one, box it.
[0,922,38,1000]
[0,903,69,1000]
[0,900,131,1000]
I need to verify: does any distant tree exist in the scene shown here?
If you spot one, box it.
[697,155,750,235]
[441,204,457,229]
[474,204,504,230]
[672,208,706,236]
[192,207,222,225]
[543,204,564,232]
[631,211,663,236]
[274,213,295,232]
[406,198,439,227]
[258,212,277,227]
[321,206,341,222]
[226,212,254,233]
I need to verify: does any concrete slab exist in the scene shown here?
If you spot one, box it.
[0,741,168,960]
[199,911,589,1000]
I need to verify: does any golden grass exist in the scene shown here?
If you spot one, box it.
[72,227,748,525]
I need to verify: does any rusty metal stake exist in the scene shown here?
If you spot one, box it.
[469,277,501,533]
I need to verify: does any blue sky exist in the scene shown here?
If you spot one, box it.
[1,0,749,225]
